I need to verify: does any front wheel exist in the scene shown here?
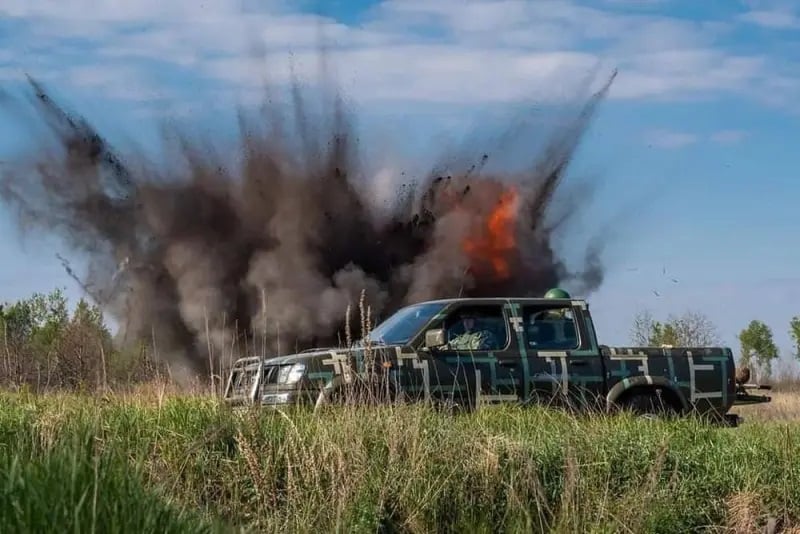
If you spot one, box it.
[313,374,403,412]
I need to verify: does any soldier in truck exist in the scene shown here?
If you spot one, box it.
[443,308,501,351]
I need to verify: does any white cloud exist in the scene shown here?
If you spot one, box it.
[739,9,800,29]
[601,0,667,5]
[644,129,698,149]
[710,129,748,144]
[643,128,750,149]
[371,0,720,52]
[0,0,797,111]
[0,67,22,82]
[64,65,167,102]
[203,47,604,104]
[611,49,765,99]
[0,0,288,20]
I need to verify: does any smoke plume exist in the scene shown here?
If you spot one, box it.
[0,70,616,378]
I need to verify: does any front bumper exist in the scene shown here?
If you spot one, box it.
[260,390,304,405]
[224,386,313,407]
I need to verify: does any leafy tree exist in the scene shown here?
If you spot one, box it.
[71,298,111,339]
[0,287,168,390]
[0,288,68,349]
[630,309,720,346]
[738,320,779,378]
[29,289,69,352]
[0,289,125,387]
[790,316,800,361]
[0,300,35,345]
[649,321,679,346]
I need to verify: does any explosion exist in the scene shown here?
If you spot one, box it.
[0,69,617,379]
[462,185,519,280]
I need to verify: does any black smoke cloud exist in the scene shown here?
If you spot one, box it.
[0,71,616,378]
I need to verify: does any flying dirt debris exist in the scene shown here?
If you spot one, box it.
[0,69,617,381]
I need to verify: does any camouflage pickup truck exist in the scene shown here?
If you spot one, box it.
[223,289,770,425]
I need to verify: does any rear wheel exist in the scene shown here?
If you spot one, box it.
[619,389,679,419]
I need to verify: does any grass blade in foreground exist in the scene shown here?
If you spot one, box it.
[1,392,798,533]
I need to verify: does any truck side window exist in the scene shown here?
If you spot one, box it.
[441,305,508,351]
[522,306,580,350]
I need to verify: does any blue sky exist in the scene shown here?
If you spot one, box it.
[1,0,798,367]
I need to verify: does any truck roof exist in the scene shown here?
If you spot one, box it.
[415,297,588,307]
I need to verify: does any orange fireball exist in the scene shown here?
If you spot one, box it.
[462,186,519,280]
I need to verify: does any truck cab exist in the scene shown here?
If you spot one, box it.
[223,290,769,424]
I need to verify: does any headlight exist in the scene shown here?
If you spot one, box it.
[277,363,306,384]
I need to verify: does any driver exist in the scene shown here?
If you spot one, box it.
[445,310,498,351]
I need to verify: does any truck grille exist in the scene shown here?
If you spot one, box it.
[227,363,294,399]
[229,367,259,397]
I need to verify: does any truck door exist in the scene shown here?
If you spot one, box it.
[426,302,521,407]
[517,302,607,411]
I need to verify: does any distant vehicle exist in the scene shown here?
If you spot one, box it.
[223,288,770,426]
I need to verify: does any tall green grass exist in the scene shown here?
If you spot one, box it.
[1,390,799,533]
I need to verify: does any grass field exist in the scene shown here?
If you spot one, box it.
[2,384,800,533]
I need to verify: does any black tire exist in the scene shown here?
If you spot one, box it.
[620,390,678,419]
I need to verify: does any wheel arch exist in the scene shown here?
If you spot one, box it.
[606,376,689,413]
[313,371,401,411]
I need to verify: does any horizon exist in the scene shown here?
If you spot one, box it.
[1,0,798,370]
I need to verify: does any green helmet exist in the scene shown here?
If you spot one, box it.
[544,287,571,299]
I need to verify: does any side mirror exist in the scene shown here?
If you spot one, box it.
[424,328,445,349]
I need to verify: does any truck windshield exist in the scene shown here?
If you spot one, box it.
[365,302,447,345]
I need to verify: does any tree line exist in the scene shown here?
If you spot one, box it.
[632,309,800,379]
[2,288,798,391]
[0,288,161,390]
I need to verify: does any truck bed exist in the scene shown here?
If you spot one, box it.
[600,345,737,414]
[600,345,770,410]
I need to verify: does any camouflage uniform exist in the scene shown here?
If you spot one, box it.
[446,329,497,351]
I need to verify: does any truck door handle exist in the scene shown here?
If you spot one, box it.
[569,360,588,367]
[498,360,516,367]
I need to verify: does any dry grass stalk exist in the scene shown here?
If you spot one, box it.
[725,492,764,534]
